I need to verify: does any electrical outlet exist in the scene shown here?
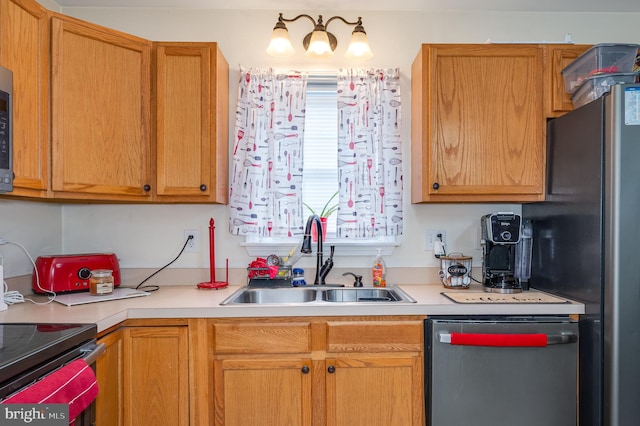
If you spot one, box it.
[424,229,446,251]
[183,229,199,253]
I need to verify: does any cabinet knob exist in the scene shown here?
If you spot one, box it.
[301,366,310,374]
[327,365,335,374]
[143,184,151,192]
[432,182,440,190]
[199,184,207,192]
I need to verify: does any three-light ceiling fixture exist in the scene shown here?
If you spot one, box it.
[266,13,373,60]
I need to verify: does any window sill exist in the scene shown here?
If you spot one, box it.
[241,237,399,258]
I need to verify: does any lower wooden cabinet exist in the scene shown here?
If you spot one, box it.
[96,316,424,425]
[122,325,189,426]
[325,355,422,426]
[215,357,313,425]
[212,316,425,426]
[95,319,210,426]
[96,328,124,426]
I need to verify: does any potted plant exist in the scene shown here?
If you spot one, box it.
[304,191,338,241]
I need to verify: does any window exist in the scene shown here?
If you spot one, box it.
[242,75,398,257]
[302,78,338,235]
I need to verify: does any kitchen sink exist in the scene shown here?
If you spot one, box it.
[321,288,413,303]
[220,285,416,305]
[221,287,318,305]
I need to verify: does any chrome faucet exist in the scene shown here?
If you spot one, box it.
[301,214,334,285]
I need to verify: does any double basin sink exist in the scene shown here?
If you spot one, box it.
[220,285,417,305]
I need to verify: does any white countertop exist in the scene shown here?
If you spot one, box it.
[0,284,584,333]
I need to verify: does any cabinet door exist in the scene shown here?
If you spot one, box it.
[544,44,591,117]
[411,44,545,202]
[153,42,228,203]
[96,329,123,426]
[325,355,423,426]
[123,326,189,426]
[0,0,49,197]
[50,15,152,200]
[214,357,313,426]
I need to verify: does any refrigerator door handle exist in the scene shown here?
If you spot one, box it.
[439,332,578,347]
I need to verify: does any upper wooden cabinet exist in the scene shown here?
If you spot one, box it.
[50,14,153,201]
[0,1,229,203]
[0,0,50,198]
[411,44,546,203]
[153,42,228,203]
[544,44,591,117]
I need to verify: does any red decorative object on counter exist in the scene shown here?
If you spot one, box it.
[197,218,229,289]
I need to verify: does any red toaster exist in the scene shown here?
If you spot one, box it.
[32,253,121,294]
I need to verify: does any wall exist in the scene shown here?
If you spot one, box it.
[0,199,62,277]
[3,4,639,283]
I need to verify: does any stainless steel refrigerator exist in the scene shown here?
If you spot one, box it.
[523,83,640,426]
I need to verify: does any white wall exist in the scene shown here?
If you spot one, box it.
[4,5,640,278]
[0,199,62,276]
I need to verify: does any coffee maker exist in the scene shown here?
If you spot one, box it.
[481,212,529,293]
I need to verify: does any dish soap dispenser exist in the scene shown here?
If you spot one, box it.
[372,249,387,287]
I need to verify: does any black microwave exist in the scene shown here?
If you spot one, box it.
[0,65,12,193]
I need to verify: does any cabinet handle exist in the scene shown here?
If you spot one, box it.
[432,182,440,190]
[143,184,151,192]
[327,365,335,374]
[199,184,207,192]
[301,366,310,374]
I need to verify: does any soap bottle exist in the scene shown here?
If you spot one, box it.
[372,249,387,287]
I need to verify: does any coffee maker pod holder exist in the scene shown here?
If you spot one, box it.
[438,253,472,289]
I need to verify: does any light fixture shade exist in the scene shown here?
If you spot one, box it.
[305,30,334,58]
[345,31,373,60]
[266,27,295,57]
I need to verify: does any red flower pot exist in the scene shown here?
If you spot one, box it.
[311,217,328,242]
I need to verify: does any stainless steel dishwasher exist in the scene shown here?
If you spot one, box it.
[426,316,578,426]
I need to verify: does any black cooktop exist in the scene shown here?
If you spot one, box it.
[0,323,97,384]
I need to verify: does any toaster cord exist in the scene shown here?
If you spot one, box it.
[134,235,193,292]
[0,239,56,305]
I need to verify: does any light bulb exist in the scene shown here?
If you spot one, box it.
[305,31,334,58]
[266,27,295,57]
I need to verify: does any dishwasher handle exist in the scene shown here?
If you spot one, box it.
[438,332,577,347]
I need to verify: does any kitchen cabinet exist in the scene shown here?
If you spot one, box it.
[0,0,50,198]
[213,319,314,425]
[325,320,424,426]
[96,328,124,426]
[212,316,424,426]
[50,14,153,201]
[0,2,229,203]
[215,356,313,425]
[153,42,228,203]
[544,44,591,117]
[122,324,189,426]
[95,319,212,426]
[411,44,545,203]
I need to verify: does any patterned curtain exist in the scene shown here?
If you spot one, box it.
[336,68,403,238]
[229,68,307,237]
